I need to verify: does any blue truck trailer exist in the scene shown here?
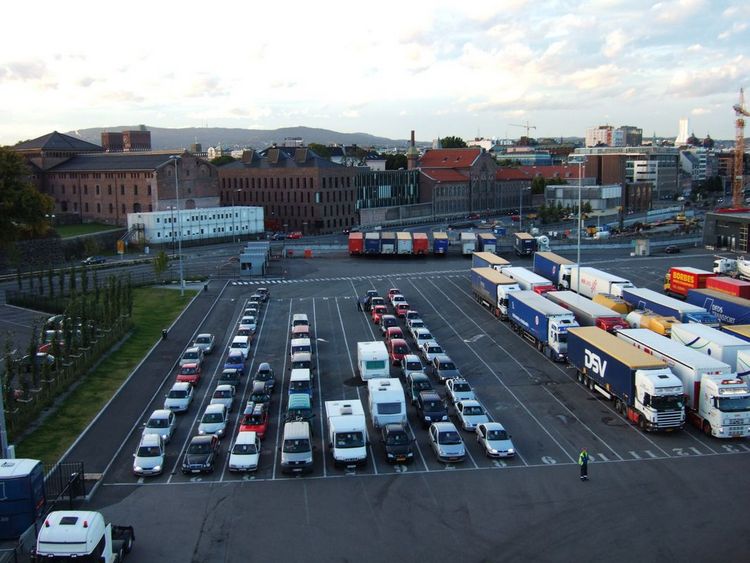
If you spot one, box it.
[0,458,45,540]
[471,267,521,319]
[471,252,510,271]
[364,232,380,254]
[621,287,719,326]
[380,232,396,255]
[533,252,575,289]
[476,232,497,253]
[432,232,449,255]
[687,288,750,325]
[567,327,685,432]
[507,290,578,361]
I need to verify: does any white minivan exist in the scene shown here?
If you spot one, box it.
[280,421,313,474]
[229,335,250,360]
[228,431,261,472]
[290,337,312,358]
[291,314,309,332]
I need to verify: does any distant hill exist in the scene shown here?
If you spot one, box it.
[65,125,409,151]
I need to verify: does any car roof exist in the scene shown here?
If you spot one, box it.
[139,433,162,446]
[184,346,201,353]
[190,435,214,444]
[434,354,452,362]
[197,333,212,339]
[205,403,225,413]
[171,381,192,390]
[449,378,470,386]
[181,362,199,369]
[257,362,272,370]
[432,421,457,431]
[415,328,432,335]
[291,352,312,360]
[215,384,234,392]
[150,409,172,418]
[234,431,257,443]
[419,390,441,401]
[404,354,421,361]
[252,381,267,392]
[384,423,406,432]
[226,353,243,360]
[482,422,506,431]
[459,399,481,407]
[409,373,430,382]
[288,394,311,407]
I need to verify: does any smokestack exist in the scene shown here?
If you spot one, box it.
[410,130,415,147]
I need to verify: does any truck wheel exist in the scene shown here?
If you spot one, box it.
[124,533,134,554]
[638,416,647,431]
[703,421,712,436]
[576,371,583,384]
[117,546,125,561]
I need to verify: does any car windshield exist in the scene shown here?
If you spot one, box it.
[415,381,431,391]
[183,351,198,359]
[221,371,238,380]
[650,395,685,410]
[453,382,471,392]
[420,333,433,340]
[214,390,231,399]
[168,390,187,398]
[384,319,396,327]
[251,393,269,402]
[257,370,272,380]
[386,431,409,445]
[439,362,456,371]
[424,400,442,410]
[238,329,251,336]
[227,355,243,364]
[188,441,211,454]
[716,396,750,412]
[147,418,168,428]
[196,336,211,344]
[245,414,263,425]
[287,408,312,420]
[410,321,424,328]
[290,381,310,391]
[428,346,442,354]
[283,439,310,453]
[439,431,462,445]
[487,429,509,441]
[335,432,365,448]
[394,344,408,354]
[378,402,402,415]
[233,443,258,455]
[292,361,311,370]
[137,446,161,457]
[202,413,224,423]
[463,405,484,416]
[180,366,198,375]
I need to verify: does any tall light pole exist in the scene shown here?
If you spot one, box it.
[577,160,583,294]
[231,188,241,243]
[169,155,184,296]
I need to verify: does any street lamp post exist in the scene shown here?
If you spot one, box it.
[577,161,583,294]
[169,156,184,296]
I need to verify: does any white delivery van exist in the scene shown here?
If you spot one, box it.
[280,421,314,474]
[367,378,407,428]
[291,314,309,331]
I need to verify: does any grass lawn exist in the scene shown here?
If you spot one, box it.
[55,223,123,238]
[16,287,196,467]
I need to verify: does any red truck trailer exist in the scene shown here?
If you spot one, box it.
[663,266,715,299]
[348,232,364,255]
[706,276,750,299]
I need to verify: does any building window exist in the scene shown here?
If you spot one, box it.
[96,203,101,213]
[85,203,89,211]
[108,185,112,195]
[96,185,100,195]
[83,185,88,195]
[134,186,138,196]
[121,185,125,195]
[122,204,126,214]
[148,186,152,195]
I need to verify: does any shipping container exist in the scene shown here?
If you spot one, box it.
[396,232,412,255]
[706,276,750,299]
[412,233,429,255]
[471,252,510,271]
[670,323,750,371]
[570,267,634,298]
[380,232,396,255]
[460,232,476,255]
[0,459,45,540]
[348,232,364,255]
[513,232,536,256]
[432,232,449,255]
[364,232,380,254]
[533,252,575,289]
[687,289,750,325]
[502,267,556,294]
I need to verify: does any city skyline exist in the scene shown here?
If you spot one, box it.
[1,0,748,147]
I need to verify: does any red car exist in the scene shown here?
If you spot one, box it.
[239,403,269,439]
[387,288,401,300]
[176,362,202,386]
[371,305,388,324]
[385,326,405,344]
[288,231,303,239]
[395,303,410,318]
[389,338,409,366]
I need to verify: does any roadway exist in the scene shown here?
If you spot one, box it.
[64,247,749,562]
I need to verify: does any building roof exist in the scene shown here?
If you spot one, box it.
[14,131,103,152]
[421,168,468,182]
[419,148,481,168]
[227,146,345,169]
[495,168,532,181]
[520,165,584,180]
[48,152,183,172]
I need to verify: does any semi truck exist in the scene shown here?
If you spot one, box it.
[569,267,634,298]
[663,266,715,299]
[507,290,579,361]
[545,290,626,333]
[533,252,575,289]
[625,310,681,336]
[713,256,750,280]
[670,323,750,371]
[412,232,429,255]
[325,400,368,467]
[364,232,380,255]
[617,328,750,438]
[356,341,389,381]
[502,266,556,294]
[348,232,364,255]
[471,251,510,271]
[476,232,497,253]
[0,459,45,540]
[396,232,412,255]
[593,293,631,315]
[514,232,537,256]
[706,276,750,299]
[686,288,750,325]
[471,267,521,319]
[566,327,685,432]
[380,232,396,254]
[460,232,476,255]
[33,510,135,562]
[432,232,449,255]
[621,287,719,326]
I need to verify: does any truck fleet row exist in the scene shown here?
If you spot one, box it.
[349,230,488,257]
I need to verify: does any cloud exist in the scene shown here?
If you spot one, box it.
[341,109,360,118]
[568,64,621,91]
[1,60,48,81]
[77,77,95,87]
[667,57,749,97]
[691,107,711,115]
[718,22,747,40]
[186,75,225,97]
[603,30,630,58]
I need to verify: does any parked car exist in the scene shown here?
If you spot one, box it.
[132,434,165,477]
[381,423,414,464]
[408,373,433,405]
[210,384,236,412]
[431,355,461,382]
[163,381,194,412]
[379,315,398,335]
[367,296,386,312]
[388,338,409,366]
[664,245,681,254]
[239,402,269,439]
[446,378,476,404]
[416,391,449,428]
[475,422,516,458]
[413,328,434,347]
[228,431,261,472]
[176,363,201,386]
[256,287,270,302]
[286,394,315,426]
[390,294,407,308]
[371,305,388,324]
[180,346,204,368]
[142,409,176,443]
[224,353,245,376]
[395,303,410,318]
[385,326,405,344]
[218,368,241,387]
[407,318,426,336]
[455,400,490,431]
[193,333,215,355]
[17,352,56,373]
[81,256,106,265]
[287,231,302,239]
[254,362,276,391]
[198,404,228,437]
[248,380,271,406]
[387,288,401,300]
[405,310,420,322]
[238,316,257,333]
[428,422,466,463]
[420,340,444,363]
[181,435,220,474]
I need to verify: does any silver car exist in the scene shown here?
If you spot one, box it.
[455,400,490,431]
[476,422,516,458]
[180,346,204,368]
[142,409,176,443]
[446,378,476,404]
[428,422,466,463]
[132,434,165,477]
[163,381,194,413]
[210,384,236,412]
[198,404,228,437]
[193,333,215,355]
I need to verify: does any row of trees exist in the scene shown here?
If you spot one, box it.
[536,201,593,225]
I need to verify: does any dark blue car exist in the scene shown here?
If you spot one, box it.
[224,352,245,376]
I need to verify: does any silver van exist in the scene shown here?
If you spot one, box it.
[229,335,250,360]
[280,421,313,474]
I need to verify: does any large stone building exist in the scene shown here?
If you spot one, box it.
[217,146,358,234]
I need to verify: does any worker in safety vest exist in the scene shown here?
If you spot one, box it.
[579,448,589,481]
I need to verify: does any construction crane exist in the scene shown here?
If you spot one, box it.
[733,88,749,208]
[510,121,537,139]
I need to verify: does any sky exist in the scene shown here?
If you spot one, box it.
[1,0,749,146]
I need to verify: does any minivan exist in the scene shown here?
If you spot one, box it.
[286,394,314,425]
[229,335,250,360]
[291,314,309,331]
[288,368,313,402]
[280,421,313,474]
[290,352,314,374]
[291,324,311,340]
[290,337,312,358]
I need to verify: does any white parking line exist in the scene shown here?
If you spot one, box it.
[312,298,327,478]
[271,300,294,480]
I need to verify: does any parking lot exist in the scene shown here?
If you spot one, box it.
[76,249,750,561]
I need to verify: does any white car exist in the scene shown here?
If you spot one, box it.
[413,328,434,347]
[446,378,476,404]
[420,340,443,363]
[210,385,236,412]
[475,422,516,458]
[142,409,176,443]
[407,318,426,337]
[243,305,260,318]
[193,333,215,355]
[228,431,261,472]
[198,404,228,437]
[163,381,194,412]
[390,294,407,308]
[239,316,257,332]
[455,400,490,431]
[256,287,270,302]
[179,346,204,368]
[132,434,165,477]
[428,422,466,463]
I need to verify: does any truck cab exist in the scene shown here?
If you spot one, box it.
[697,376,750,438]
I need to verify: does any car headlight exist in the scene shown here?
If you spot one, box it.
[134,466,142,472]
[441,415,448,421]
[507,449,514,454]
[153,465,162,472]
[387,453,395,458]
[198,429,206,435]
[161,433,169,440]
[489,449,498,454]
[407,452,414,457]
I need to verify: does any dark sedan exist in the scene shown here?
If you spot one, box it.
[181,435,220,474]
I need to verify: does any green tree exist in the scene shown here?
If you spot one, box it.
[210,155,236,166]
[531,176,546,195]
[384,153,408,170]
[0,147,55,247]
[153,250,169,283]
[440,136,467,148]
[308,143,332,159]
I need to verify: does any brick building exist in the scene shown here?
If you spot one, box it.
[217,146,358,234]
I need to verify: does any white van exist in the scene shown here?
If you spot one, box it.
[367,378,407,428]
[291,314,309,332]
[229,335,250,360]
[290,337,312,358]
[228,431,261,472]
[280,421,313,474]
[289,369,314,402]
